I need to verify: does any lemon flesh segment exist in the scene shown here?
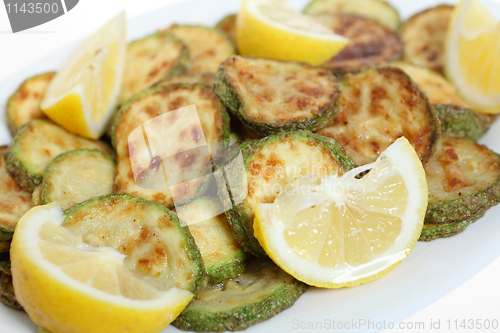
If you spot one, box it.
[254,137,427,288]
[41,13,126,139]
[237,0,349,66]
[446,0,500,113]
[11,204,193,333]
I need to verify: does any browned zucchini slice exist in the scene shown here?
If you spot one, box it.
[0,146,31,242]
[63,194,205,294]
[214,56,340,136]
[163,25,236,73]
[6,119,114,192]
[222,131,355,257]
[312,13,403,73]
[390,61,467,107]
[119,33,190,104]
[425,136,500,224]
[41,149,116,210]
[304,0,401,30]
[154,72,214,88]
[113,84,230,208]
[6,72,55,136]
[316,66,439,166]
[401,5,454,74]
[215,14,237,44]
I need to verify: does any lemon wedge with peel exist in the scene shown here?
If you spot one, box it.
[445,0,500,113]
[41,13,126,139]
[10,204,193,333]
[254,137,427,288]
[236,0,349,66]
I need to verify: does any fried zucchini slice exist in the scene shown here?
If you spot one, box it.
[425,136,500,224]
[390,62,467,106]
[304,0,401,30]
[215,14,237,44]
[0,146,31,242]
[435,104,494,141]
[316,67,439,166]
[6,72,54,136]
[173,259,307,332]
[113,84,230,208]
[6,119,114,192]
[31,185,43,206]
[63,194,204,294]
[401,5,454,74]
[312,13,403,73]
[41,149,116,210]
[177,197,246,285]
[0,271,22,311]
[419,211,484,242]
[119,33,190,104]
[154,72,214,88]
[222,131,355,257]
[215,56,340,136]
[164,25,236,73]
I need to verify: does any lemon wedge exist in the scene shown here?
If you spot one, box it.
[10,203,192,333]
[445,0,500,113]
[41,13,126,139]
[236,0,349,66]
[254,137,427,288]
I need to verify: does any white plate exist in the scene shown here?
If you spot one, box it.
[2,0,500,332]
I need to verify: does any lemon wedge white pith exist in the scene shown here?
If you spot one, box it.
[41,13,126,139]
[254,137,428,288]
[10,203,192,333]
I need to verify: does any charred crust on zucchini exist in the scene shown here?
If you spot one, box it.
[317,66,440,166]
[214,56,340,136]
[401,5,454,74]
[312,13,403,73]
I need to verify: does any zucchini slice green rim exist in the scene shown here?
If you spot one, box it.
[312,13,403,73]
[420,211,485,242]
[434,104,494,141]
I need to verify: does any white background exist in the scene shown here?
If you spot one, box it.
[0,0,500,332]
